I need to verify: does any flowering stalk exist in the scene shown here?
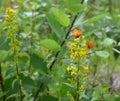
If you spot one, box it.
[5,7,23,101]
[66,29,94,100]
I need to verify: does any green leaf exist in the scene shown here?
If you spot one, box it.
[103,38,115,47]
[20,75,35,89]
[112,48,120,54]
[18,53,29,63]
[0,34,7,45]
[65,0,82,15]
[30,53,48,73]
[0,50,8,62]
[46,13,66,39]
[50,7,70,27]
[83,13,109,23]
[0,0,2,7]
[95,50,109,58]
[40,39,61,51]
[0,22,9,30]
[114,97,120,101]
[118,42,120,46]
[0,35,10,50]
[104,94,115,101]
[0,92,8,98]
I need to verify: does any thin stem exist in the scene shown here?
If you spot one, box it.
[0,64,6,101]
[15,63,23,101]
[76,57,80,100]
[49,15,78,70]
[49,0,85,71]
[29,3,36,72]
[33,13,78,101]
[33,83,44,101]
[33,1,85,100]
[13,43,23,101]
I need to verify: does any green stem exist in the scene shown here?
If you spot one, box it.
[49,15,78,70]
[15,62,23,101]
[29,3,36,72]
[0,64,6,101]
[13,42,23,101]
[76,57,80,100]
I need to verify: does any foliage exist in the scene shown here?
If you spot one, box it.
[0,0,120,101]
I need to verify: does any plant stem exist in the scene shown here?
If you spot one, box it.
[33,14,78,101]
[29,3,36,72]
[49,15,78,70]
[34,1,85,100]
[15,63,23,101]
[76,57,80,100]
[0,64,6,101]
[33,83,44,101]
[49,0,85,71]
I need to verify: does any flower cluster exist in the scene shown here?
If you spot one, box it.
[5,7,20,61]
[69,36,88,59]
[66,29,94,100]
[5,7,15,22]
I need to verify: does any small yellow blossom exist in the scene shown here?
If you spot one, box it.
[76,46,81,51]
[67,66,71,71]
[6,7,14,15]
[69,43,76,50]
[70,52,78,59]
[79,85,84,92]
[80,51,87,57]
[71,70,77,75]
[74,38,80,42]
[83,66,89,71]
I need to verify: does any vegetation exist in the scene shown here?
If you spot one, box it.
[0,0,120,101]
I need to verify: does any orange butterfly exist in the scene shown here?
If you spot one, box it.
[86,41,95,48]
[72,29,82,37]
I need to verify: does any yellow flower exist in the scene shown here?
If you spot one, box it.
[6,7,14,15]
[70,52,78,59]
[74,37,80,42]
[80,51,87,57]
[76,46,81,51]
[83,66,89,71]
[67,66,71,71]
[68,43,76,50]
[71,70,77,75]
[79,85,84,92]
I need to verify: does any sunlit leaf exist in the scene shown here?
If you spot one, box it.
[46,13,66,39]
[103,38,116,47]
[50,7,70,27]
[65,0,82,15]
[40,39,61,51]
[83,13,109,23]
[95,50,109,58]
[112,48,120,54]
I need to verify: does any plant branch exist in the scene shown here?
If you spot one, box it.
[76,57,80,100]
[49,0,85,71]
[15,63,23,101]
[49,15,78,70]
[33,83,44,101]
[33,1,85,100]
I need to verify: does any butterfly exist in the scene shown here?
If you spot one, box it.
[72,29,82,37]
